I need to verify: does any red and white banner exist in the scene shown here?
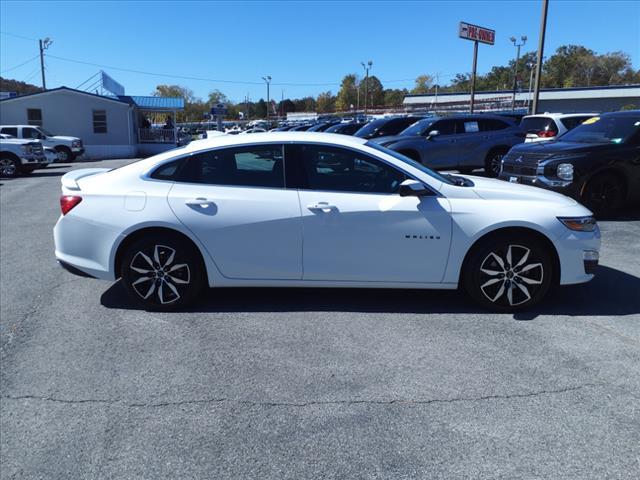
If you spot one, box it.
[459,22,495,45]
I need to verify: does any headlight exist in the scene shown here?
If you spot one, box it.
[20,145,31,154]
[72,140,82,148]
[558,216,597,232]
[556,163,574,181]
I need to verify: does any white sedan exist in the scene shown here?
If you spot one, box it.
[54,132,600,311]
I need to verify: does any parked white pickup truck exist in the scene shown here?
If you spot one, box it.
[0,125,84,162]
[0,134,49,177]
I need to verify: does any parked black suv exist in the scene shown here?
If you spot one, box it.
[354,116,421,139]
[499,110,640,215]
[374,114,524,176]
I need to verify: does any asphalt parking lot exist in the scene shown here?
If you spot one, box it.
[1,159,639,479]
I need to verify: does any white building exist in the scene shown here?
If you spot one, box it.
[403,85,640,113]
[0,87,184,159]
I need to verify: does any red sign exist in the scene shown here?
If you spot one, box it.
[459,22,495,45]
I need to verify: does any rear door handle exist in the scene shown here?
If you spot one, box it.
[307,202,337,212]
[185,197,214,207]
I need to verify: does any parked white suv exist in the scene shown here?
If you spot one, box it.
[0,125,84,162]
[520,113,598,142]
[0,134,48,177]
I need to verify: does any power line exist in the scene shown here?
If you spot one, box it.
[0,30,38,42]
[0,54,40,74]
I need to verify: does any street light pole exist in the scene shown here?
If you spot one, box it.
[526,60,536,112]
[532,0,549,115]
[510,35,527,111]
[39,37,52,91]
[262,76,271,120]
[361,60,372,115]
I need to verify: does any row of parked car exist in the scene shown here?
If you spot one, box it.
[268,111,639,215]
[0,124,84,177]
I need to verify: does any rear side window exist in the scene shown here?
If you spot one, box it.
[162,145,285,188]
[559,116,592,131]
[293,144,406,194]
[0,127,18,137]
[520,117,559,135]
[480,118,511,131]
[461,120,480,133]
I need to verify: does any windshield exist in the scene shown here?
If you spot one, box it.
[354,119,386,138]
[560,115,639,144]
[38,127,54,136]
[365,141,453,185]
[400,118,436,136]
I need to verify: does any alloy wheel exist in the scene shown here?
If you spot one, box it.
[57,149,70,162]
[128,244,191,305]
[584,176,622,214]
[0,158,17,177]
[478,244,544,307]
[488,153,505,176]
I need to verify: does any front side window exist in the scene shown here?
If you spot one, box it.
[174,145,284,188]
[431,119,456,135]
[27,108,42,127]
[93,110,107,134]
[22,127,42,139]
[480,118,510,131]
[297,144,406,194]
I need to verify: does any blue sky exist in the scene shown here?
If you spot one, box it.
[1,1,638,102]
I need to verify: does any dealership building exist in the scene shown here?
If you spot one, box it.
[0,74,184,159]
[403,84,640,114]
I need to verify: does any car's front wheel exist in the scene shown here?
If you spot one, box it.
[120,232,205,311]
[55,146,74,163]
[0,156,20,177]
[484,148,509,177]
[463,233,554,311]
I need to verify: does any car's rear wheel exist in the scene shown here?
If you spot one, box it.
[581,172,625,217]
[463,233,553,311]
[120,232,205,311]
[484,148,509,177]
[0,156,20,177]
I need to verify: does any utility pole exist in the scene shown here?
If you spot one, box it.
[361,60,372,115]
[532,0,548,115]
[526,59,536,112]
[39,37,52,91]
[510,35,527,111]
[262,76,271,120]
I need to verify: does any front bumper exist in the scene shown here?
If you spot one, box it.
[498,172,582,199]
[20,154,47,166]
[71,147,85,155]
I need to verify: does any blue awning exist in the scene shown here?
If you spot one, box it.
[119,95,184,110]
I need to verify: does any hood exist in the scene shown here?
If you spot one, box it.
[466,175,578,206]
[509,139,611,156]
[50,135,81,142]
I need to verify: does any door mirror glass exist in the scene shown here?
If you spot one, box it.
[427,130,440,139]
[398,179,432,197]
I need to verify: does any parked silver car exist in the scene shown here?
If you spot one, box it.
[374,115,525,176]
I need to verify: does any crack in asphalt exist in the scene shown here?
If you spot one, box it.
[2,383,603,409]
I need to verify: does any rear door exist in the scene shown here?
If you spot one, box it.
[166,144,303,280]
[287,143,452,283]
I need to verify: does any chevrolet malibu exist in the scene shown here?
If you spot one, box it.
[54,132,600,312]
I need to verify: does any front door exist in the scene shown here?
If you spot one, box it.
[288,144,452,283]
[167,144,302,280]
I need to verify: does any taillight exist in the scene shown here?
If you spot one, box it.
[60,195,82,215]
[537,130,556,138]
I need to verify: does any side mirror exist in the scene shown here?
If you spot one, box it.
[398,179,432,197]
[426,130,440,140]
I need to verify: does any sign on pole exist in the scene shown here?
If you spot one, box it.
[459,22,495,45]
[459,21,495,113]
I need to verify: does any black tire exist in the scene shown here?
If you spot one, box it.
[581,172,625,217]
[120,232,205,311]
[55,146,74,163]
[484,148,509,178]
[0,156,20,178]
[462,232,554,312]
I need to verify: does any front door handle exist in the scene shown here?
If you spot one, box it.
[185,197,214,207]
[307,202,337,213]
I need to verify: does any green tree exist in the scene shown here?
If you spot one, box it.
[411,74,434,94]
[383,88,407,107]
[207,89,230,105]
[151,84,206,122]
[361,75,384,108]
[255,98,267,118]
[335,74,358,111]
[278,98,296,115]
[316,91,336,113]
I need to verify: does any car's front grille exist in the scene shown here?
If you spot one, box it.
[30,143,44,155]
[501,164,537,176]
[502,151,554,166]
